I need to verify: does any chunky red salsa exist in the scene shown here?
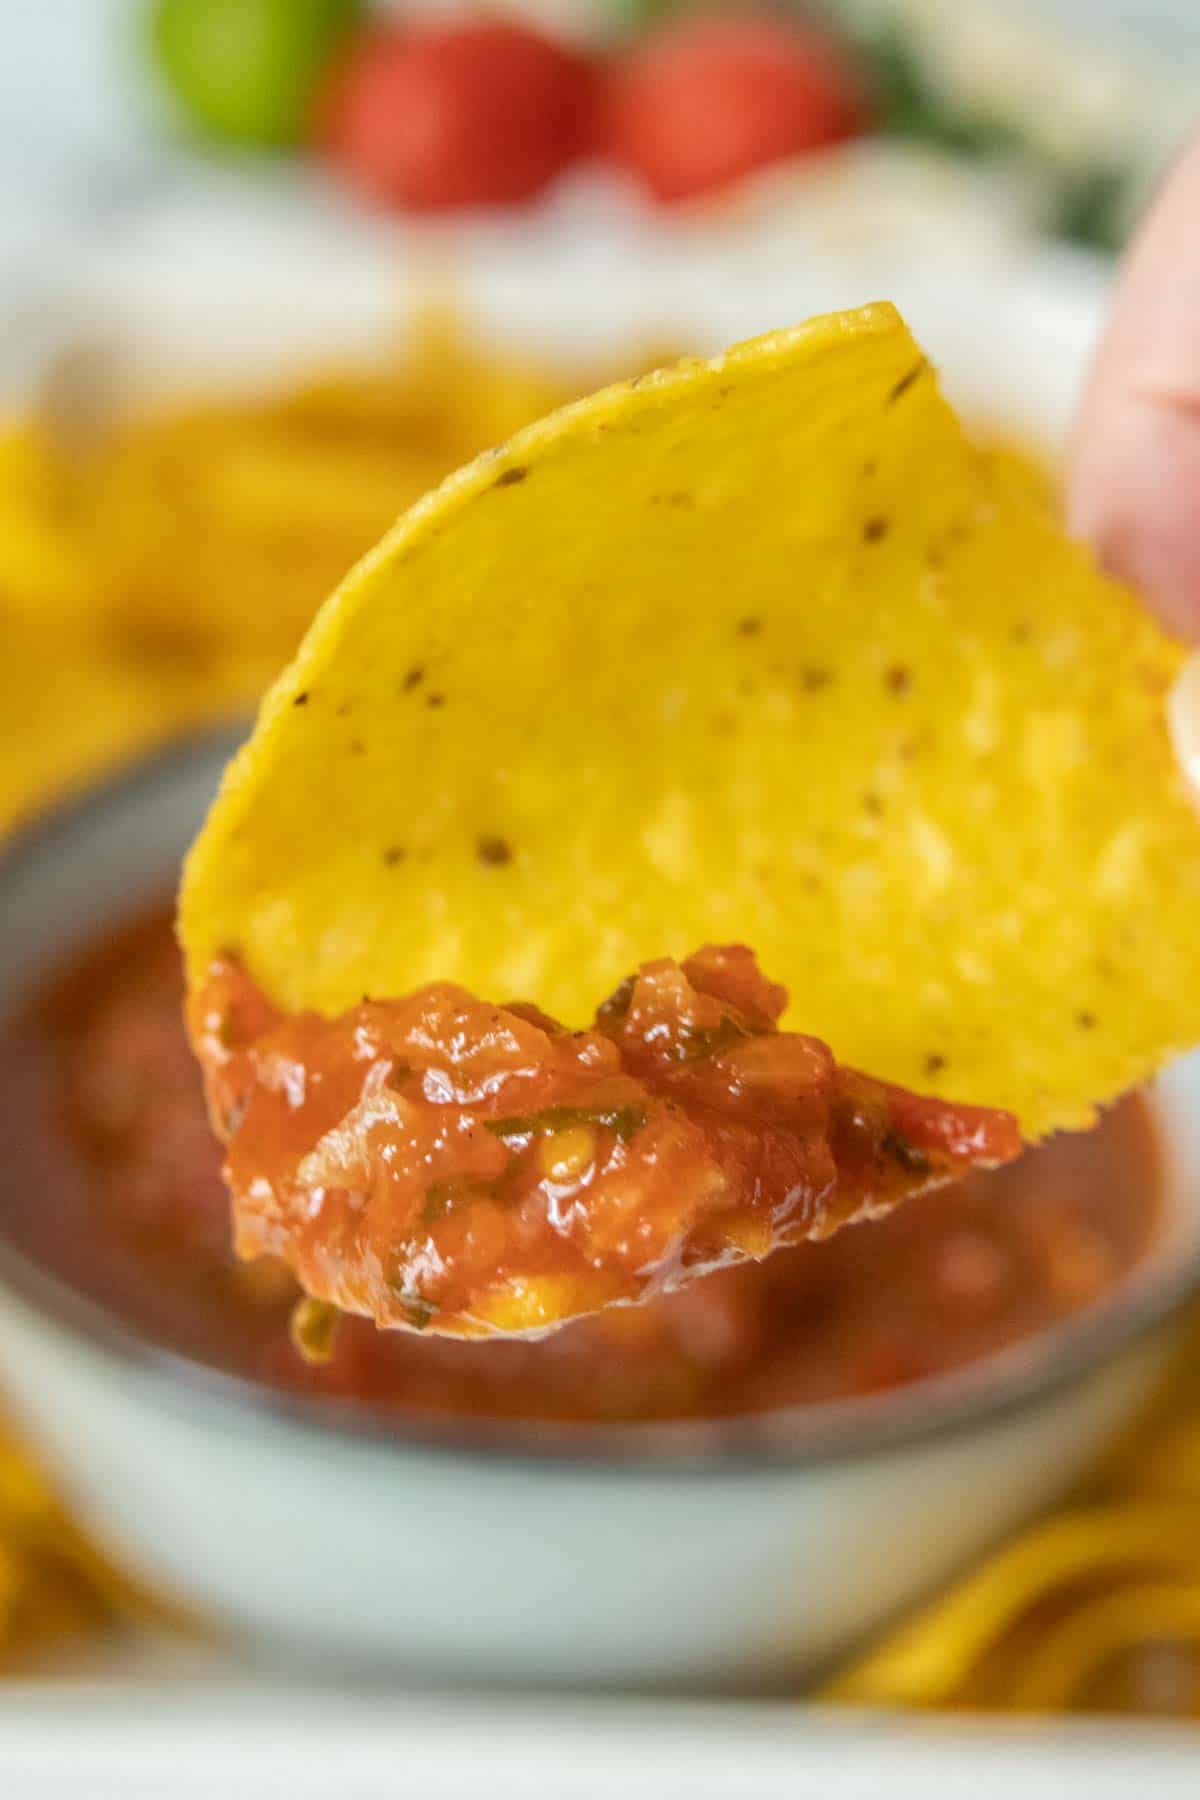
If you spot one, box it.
[188,943,1021,1338]
[0,906,1161,1422]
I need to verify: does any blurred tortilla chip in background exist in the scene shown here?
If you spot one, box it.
[0,318,594,836]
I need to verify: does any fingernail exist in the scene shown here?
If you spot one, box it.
[1168,651,1200,806]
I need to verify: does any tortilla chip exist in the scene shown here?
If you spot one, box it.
[180,303,1200,1137]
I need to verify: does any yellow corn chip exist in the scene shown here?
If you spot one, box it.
[180,303,1200,1137]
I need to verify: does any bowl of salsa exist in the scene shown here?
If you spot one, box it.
[0,726,1197,1687]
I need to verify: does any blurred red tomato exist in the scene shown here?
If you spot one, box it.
[602,13,867,205]
[317,18,596,211]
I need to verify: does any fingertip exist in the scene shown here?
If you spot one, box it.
[1068,132,1200,642]
[1068,393,1200,643]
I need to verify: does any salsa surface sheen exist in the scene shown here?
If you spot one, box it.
[0,904,1162,1424]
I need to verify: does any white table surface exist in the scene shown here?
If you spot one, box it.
[3,1684,1200,1798]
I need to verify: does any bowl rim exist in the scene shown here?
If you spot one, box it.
[0,728,1198,1477]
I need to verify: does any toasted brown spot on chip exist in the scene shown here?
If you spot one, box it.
[493,466,528,488]
[477,834,513,867]
[898,729,933,760]
[888,358,926,405]
[863,516,889,544]
[885,664,912,695]
[737,616,763,638]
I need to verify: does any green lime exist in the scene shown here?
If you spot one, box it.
[151,0,364,148]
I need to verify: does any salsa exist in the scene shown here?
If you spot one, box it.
[0,904,1161,1423]
[188,943,1020,1337]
